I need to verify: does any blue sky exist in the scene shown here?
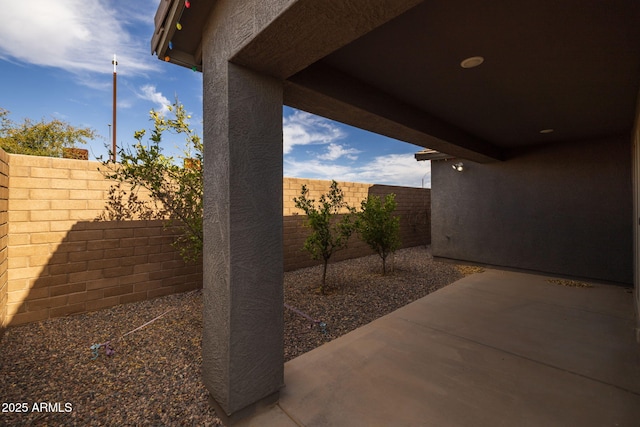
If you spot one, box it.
[0,0,431,188]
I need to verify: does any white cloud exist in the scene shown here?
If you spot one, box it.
[117,99,134,110]
[138,85,170,114]
[0,0,159,77]
[282,109,430,187]
[283,110,345,154]
[346,154,431,187]
[285,153,431,188]
[318,143,360,161]
[284,158,352,180]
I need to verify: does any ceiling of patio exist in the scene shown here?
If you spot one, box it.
[153,0,640,161]
[289,0,640,157]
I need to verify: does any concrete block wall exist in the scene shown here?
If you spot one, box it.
[283,178,430,271]
[283,214,374,271]
[0,149,8,335]
[0,156,429,328]
[283,177,373,215]
[369,184,431,249]
[4,154,202,327]
[283,178,377,271]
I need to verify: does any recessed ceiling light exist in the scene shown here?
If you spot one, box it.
[539,129,554,134]
[460,56,484,68]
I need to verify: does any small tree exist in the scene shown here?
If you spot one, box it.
[0,108,95,157]
[293,180,355,294]
[357,193,401,275]
[99,100,203,262]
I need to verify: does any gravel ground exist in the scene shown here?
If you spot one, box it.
[0,246,481,426]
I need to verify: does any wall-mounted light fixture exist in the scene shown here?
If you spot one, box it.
[452,162,464,172]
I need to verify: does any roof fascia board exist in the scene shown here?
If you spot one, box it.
[151,0,184,57]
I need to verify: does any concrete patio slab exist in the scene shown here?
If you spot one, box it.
[236,269,640,426]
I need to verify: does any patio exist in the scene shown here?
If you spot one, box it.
[239,269,640,426]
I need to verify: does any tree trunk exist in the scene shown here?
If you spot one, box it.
[321,259,328,294]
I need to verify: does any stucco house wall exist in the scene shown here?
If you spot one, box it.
[431,136,632,284]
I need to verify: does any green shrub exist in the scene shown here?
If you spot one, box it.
[0,108,95,157]
[357,194,401,275]
[293,180,355,294]
[99,100,203,263]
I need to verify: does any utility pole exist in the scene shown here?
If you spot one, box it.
[112,54,117,162]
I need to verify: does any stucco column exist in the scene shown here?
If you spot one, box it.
[201,58,284,422]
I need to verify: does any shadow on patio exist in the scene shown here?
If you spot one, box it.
[241,269,640,426]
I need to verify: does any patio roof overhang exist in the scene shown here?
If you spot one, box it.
[151,0,640,163]
[149,1,640,421]
[151,0,215,72]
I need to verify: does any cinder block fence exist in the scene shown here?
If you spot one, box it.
[283,178,430,270]
[0,151,430,331]
[3,154,203,328]
[0,149,9,333]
